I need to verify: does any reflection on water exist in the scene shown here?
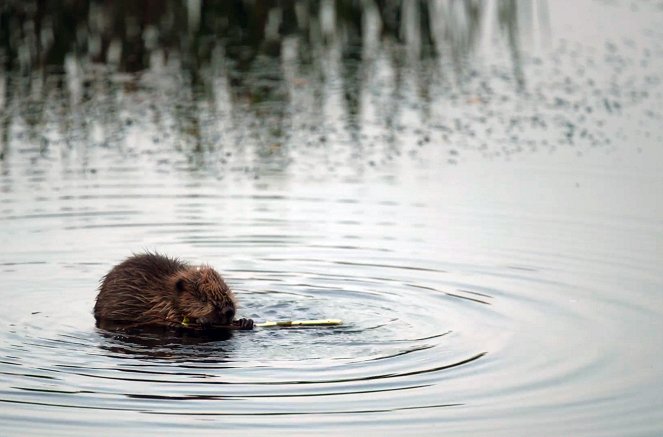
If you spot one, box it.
[1,0,574,177]
[1,1,663,437]
[1,0,654,181]
[1,1,536,71]
[97,327,237,361]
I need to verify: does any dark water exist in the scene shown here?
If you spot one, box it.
[1,1,663,436]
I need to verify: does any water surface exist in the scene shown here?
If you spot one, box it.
[1,1,663,436]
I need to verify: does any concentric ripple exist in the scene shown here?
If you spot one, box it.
[2,161,663,437]
[2,0,663,435]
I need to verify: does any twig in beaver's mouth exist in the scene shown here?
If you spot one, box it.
[173,317,240,330]
[254,319,343,327]
[176,318,343,330]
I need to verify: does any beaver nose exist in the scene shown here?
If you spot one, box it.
[221,307,235,323]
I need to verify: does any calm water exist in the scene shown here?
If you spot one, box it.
[1,1,663,436]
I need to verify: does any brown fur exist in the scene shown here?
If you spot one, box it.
[94,252,239,328]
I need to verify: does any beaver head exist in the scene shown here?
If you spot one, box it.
[171,266,237,326]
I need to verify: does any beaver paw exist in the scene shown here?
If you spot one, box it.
[233,318,254,330]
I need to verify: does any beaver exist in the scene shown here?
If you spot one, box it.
[94,252,254,331]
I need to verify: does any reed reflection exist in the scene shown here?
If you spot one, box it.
[0,1,545,173]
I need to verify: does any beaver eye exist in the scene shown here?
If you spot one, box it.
[175,279,186,293]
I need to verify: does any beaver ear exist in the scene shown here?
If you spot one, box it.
[175,278,186,293]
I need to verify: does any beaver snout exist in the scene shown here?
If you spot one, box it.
[217,306,236,325]
[222,307,236,323]
[197,306,236,326]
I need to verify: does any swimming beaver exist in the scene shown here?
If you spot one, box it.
[94,252,254,330]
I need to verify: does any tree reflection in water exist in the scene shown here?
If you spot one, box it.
[0,1,549,173]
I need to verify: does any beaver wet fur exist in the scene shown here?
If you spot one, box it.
[94,252,253,330]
